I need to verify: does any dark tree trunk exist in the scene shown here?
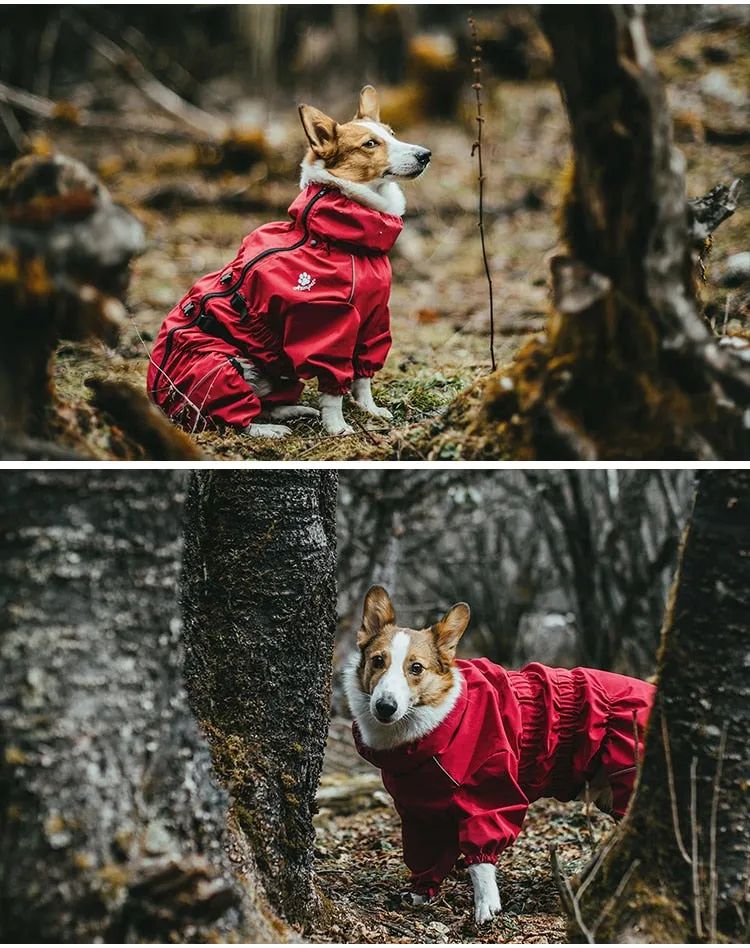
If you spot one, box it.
[485,6,747,460]
[0,471,282,942]
[181,470,338,928]
[571,471,750,942]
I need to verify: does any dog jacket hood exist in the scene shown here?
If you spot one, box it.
[353,658,654,897]
[147,185,403,430]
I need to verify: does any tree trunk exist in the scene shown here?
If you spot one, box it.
[181,470,338,928]
[485,5,747,460]
[0,471,282,942]
[571,471,750,942]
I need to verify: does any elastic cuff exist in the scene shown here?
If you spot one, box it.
[464,854,498,867]
[354,367,376,379]
[318,381,350,396]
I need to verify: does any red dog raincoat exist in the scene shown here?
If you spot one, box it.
[147,185,403,430]
[354,659,654,897]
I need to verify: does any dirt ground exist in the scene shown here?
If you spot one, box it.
[36,24,750,459]
[306,717,613,944]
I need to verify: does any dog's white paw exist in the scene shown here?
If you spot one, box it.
[350,378,393,422]
[265,405,321,422]
[319,393,355,436]
[244,423,292,439]
[474,893,502,924]
[470,863,502,925]
[402,891,430,908]
[353,399,393,421]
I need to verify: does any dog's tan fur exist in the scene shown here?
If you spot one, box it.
[299,88,393,184]
[356,587,468,710]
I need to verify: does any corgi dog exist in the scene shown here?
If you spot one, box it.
[147,87,430,438]
[344,587,654,925]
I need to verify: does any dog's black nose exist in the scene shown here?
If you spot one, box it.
[416,149,431,166]
[375,697,398,721]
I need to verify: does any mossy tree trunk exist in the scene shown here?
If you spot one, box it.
[181,470,338,929]
[572,471,750,942]
[486,5,746,460]
[0,471,285,942]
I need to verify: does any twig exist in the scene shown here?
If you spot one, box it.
[0,79,200,142]
[632,710,641,779]
[661,710,691,864]
[593,859,640,934]
[708,720,729,942]
[549,844,594,944]
[0,102,27,153]
[690,756,704,939]
[68,13,226,139]
[467,16,496,373]
[722,294,732,336]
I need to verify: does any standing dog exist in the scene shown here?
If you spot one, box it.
[147,86,430,437]
[344,587,655,924]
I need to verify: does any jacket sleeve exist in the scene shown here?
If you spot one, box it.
[455,751,529,866]
[400,808,460,898]
[353,295,392,379]
[281,300,362,395]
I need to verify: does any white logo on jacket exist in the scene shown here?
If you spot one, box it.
[294,271,316,291]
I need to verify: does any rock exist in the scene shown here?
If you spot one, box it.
[720,252,750,288]
[700,70,747,108]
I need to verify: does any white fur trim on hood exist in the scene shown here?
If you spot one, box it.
[300,160,406,217]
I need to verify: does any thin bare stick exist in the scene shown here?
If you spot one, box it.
[0,103,26,153]
[576,825,622,903]
[632,710,641,779]
[549,844,594,944]
[690,756,704,939]
[68,14,226,139]
[593,859,641,935]
[661,711,691,864]
[467,16,496,372]
[708,720,729,942]
[0,79,199,142]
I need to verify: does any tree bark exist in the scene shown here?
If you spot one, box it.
[571,471,750,942]
[0,471,275,942]
[181,470,338,928]
[485,6,748,460]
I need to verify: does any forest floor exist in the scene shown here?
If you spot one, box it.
[306,717,613,944]
[27,22,750,459]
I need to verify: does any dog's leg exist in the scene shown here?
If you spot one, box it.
[469,863,502,924]
[265,405,321,422]
[319,393,355,435]
[244,423,293,439]
[351,377,393,421]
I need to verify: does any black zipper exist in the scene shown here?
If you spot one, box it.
[150,188,328,401]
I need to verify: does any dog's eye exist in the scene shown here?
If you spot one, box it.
[371,654,385,669]
[362,139,379,148]
[410,662,424,676]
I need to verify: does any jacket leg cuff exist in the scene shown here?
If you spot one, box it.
[464,855,499,867]
[318,381,350,396]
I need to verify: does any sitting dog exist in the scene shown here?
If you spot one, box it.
[147,86,430,437]
[344,587,655,924]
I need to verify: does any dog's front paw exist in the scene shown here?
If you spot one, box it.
[353,400,393,422]
[319,393,355,436]
[265,405,321,422]
[244,423,292,439]
[474,892,502,925]
[402,891,430,908]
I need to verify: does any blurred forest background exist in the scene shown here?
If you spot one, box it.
[1,5,748,459]
[335,469,694,681]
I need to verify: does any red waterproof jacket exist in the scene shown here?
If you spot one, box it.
[147,185,403,430]
[354,659,654,897]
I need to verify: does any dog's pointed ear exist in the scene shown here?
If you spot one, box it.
[359,585,396,648]
[356,85,381,123]
[299,104,338,159]
[433,602,470,657]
